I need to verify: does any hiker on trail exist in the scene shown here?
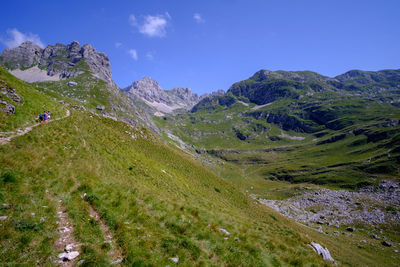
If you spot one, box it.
[47,111,51,120]
[39,112,44,122]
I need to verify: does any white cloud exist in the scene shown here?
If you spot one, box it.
[2,28,45,48]
[193,13,205,23]
[115,42,122,48]
[145,51,154,60]
[128,13,170,38]
[129,14,137,26]
[128,49,138,60]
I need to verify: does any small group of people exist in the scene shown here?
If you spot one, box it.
[39,111,51,122]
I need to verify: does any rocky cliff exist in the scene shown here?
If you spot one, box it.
[0,41,113,84]
[122,77,201,114]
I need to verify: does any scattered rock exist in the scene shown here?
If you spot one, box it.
[346,227,354,232]
[111,259,123,264]
[169,257,179,263]
[309,242,334,262]
[65,243,76,252]
[58,227,70,233]
[58,251,79,261]
[40,217,45,222]
[382,241,392,247]
[361,240,366,243]
[6,88,21,103]
[0,216,8,220]
[255,180,400,227]
[96,106,105,111]
[68,81,78,86]
[0,100,15,114]
[370,234,379,239]
[219,228,231,235]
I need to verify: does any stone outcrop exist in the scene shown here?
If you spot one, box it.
[0,41,113,84]
[122,77,201,113]
[0,41,43,69]
[254,180,400,227]
[309,242,334,262]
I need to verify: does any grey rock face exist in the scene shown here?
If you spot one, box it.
[1,87,21,103]
[0,41,43,69]
[1,41,113,84]
[123,77,200,112]
[0,100,15,114]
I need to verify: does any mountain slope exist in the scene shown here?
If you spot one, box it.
[0,41,113,84]
[122,77,201,116]
[157,68,400,189]
[0,70,344,266]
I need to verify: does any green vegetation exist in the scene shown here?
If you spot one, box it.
[0,66,66,132]
[157,69,400,189]
[1,65,399,266]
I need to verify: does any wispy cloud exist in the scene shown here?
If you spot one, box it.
[193,13,205,23]
[115,42,122,48]
[128,49,138,60]
[128,13,170,38]
[145,51,154,60]
[1,28,45,48]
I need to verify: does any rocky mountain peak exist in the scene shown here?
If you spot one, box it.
[0,41,43,69]
[122,77,201,113]
[0,41,113,84]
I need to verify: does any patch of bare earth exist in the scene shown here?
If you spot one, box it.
[87,204,124,265]
[54,199,80,266]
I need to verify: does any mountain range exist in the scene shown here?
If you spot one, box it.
[0,41,399,266]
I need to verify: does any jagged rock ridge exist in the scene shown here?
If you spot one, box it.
[0,41,113,84]
[123,77,209,114]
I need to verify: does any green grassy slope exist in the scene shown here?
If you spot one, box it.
[0,67,66,132]
[156,69,400,189]
[1,110,331,266]
[1,67,399,266]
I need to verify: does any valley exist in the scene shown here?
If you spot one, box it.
[0,40,399,266]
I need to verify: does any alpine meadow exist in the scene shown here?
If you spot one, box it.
[0,1,399,266]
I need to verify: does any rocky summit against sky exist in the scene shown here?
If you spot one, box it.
[0,0,399,94]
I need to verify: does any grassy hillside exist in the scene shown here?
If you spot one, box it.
[156,69,400,189]
[1,68,399,266]
[0,66,66,132]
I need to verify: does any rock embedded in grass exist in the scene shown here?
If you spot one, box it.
[309,242,334,262]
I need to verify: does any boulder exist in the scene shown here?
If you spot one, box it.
[68,81,78,86]
[219,228,231,235]
[0,100,15,114]
[382,241,392,247]
[310,242,334,262]
[58,251,79,261]
[96,106,105,111]
[169,257,179,263]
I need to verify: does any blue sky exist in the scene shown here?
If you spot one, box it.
[1,0,399,95]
